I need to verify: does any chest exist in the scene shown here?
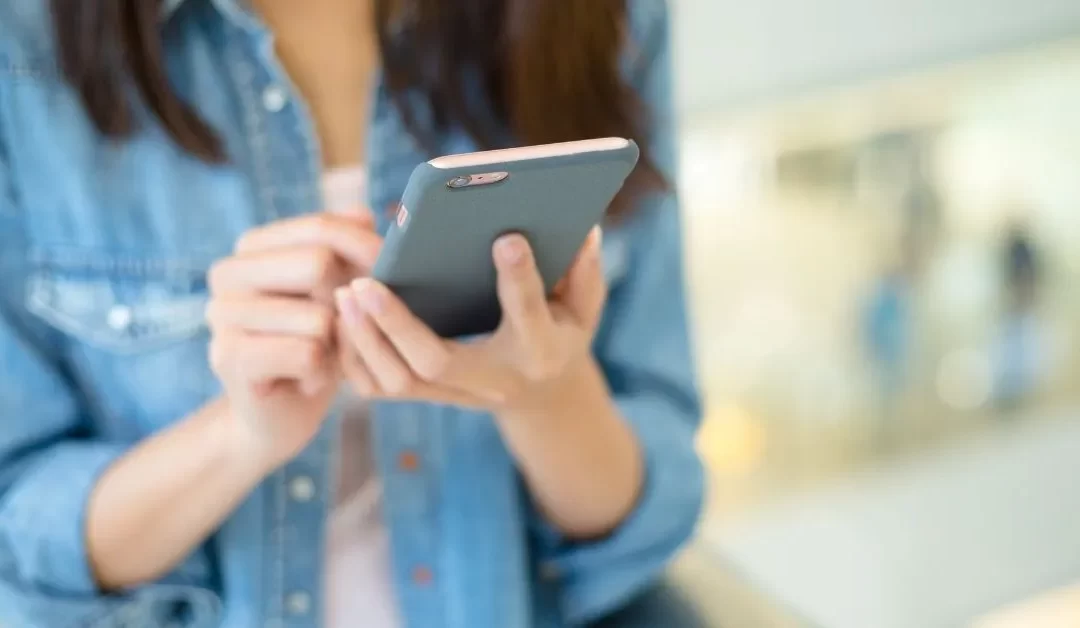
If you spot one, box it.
[0,31,458,433]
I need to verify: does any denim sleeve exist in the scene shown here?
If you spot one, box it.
[528,1,707,623]
[0,78,220,628]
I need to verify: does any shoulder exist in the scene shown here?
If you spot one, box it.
[623,0,674,105]
[0,0,58,71]
[626,0,671,56]
[627,0,670,31]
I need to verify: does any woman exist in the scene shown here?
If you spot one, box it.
[0,0,703,626]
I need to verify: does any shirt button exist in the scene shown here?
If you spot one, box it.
[262,84,288,113]
[412,565,433,586]
[288,476,316,502]
[106,305,134,331]
[397,451,420,472]
[285,590,311,616]
[540,561,561,582]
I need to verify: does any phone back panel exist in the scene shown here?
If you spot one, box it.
[373,141,640,337]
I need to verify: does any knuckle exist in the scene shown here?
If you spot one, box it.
[207,259,230,293]
[383,370,414,396]
[526,353,563,382]
[309,248,339,285]
[312,247,336,274]
[311,306,335,339]
[347,365,376,396]
[297,341,325,371]
[517,299,538,317]
[312,213,339,236]
[487,378,523,407]
[308,213,331,230]
[524,294,549,318]
[203,300,222,327]
[207,337,231,376]
[522,362,544,382]
[350,377,374,396]
[312,214,349,245]
[517,284,542,306]
[233,230,257,253]
[484,386,511,408]
[414,350,451,382]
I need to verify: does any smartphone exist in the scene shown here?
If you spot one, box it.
[372,137,640,338]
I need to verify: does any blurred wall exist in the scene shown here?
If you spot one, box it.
[670,0,1080,114]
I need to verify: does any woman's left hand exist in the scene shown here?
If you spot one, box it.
[334,227,606,411]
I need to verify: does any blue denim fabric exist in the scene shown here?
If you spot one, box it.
[0,1,703,626]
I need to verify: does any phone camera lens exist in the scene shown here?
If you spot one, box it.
[448,176,471,189]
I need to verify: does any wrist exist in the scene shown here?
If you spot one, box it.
[204,397,283,480]
[497,356,607,420]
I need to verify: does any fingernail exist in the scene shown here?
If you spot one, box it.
[497,235,527,265]
[352,278,386,315]
[336,287,361,325]
[589,226,603,258]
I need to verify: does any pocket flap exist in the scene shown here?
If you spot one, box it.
[26,272,208,354]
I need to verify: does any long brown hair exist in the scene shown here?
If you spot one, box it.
[49,0,664,216]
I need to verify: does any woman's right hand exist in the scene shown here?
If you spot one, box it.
[205,211,382,470]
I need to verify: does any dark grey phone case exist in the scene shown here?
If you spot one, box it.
[372,140,640,338]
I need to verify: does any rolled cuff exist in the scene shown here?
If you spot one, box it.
[530,393,705,624]
[0,441,127,594]
[0,576,221,628]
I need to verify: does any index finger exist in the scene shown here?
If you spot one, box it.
[236,213,382,271]
[559,226,606,329]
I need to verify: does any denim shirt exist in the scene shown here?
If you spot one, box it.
[0,1,703,626]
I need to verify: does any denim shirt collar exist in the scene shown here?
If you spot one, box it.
[161,0,185,18]
[162,0,255,29]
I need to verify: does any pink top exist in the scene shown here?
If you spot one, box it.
[322,166,402,628]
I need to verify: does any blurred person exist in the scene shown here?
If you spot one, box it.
[994,217,1045,411]
[863,267,909,424]
[860,158,937,446]
[0,1,703,628]
[861,242,917,446]
[860,132,946,444]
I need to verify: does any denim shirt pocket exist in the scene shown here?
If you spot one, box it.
[22,252,215,432]
[26,266,208,355]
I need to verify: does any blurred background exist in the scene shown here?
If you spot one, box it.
[665,1,1080,626]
